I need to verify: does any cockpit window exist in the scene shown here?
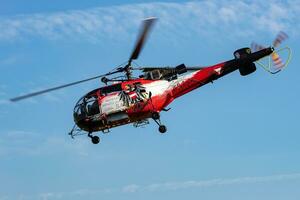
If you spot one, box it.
[74,94,100,120]
[85,96,99,116]
[73,84,122,121]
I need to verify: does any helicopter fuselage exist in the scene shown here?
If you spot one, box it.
[74,59,237,132]
[73,47,274,134]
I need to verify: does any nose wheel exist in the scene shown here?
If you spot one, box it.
[152,112,167,134]
[88,133,100,144]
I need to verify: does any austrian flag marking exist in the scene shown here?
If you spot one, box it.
[214,67,222,75]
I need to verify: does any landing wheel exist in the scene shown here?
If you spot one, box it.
[159,125,167,134]
[91,136,100,144]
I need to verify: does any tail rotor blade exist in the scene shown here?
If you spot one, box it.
[251,42,265,52]
[271,52,284,70]
[273,31,288,47]
[271,31,289,70]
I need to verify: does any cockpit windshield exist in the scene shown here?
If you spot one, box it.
[73,84,122,121]
[74,94,100,121]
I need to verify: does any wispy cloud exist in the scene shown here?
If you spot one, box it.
[65,173,300,196]
[0,85,10,105]
[0,130,41,156]
[9,82,66,104]
[0,196,8,200]
[0,56,18,66]
[0,0,299,42]
[4,173,300,199]
[0,129,132,160]
[0,130,91,157]
[0,84,7,94]
[0,99,10,105]
[138,173,300,192]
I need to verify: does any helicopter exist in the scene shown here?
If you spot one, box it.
[10,17,291,144]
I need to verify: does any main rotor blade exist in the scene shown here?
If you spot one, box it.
[129,17,157,63]
[184,67,206,70]
[135,66,205,72]
[10,71,119,102]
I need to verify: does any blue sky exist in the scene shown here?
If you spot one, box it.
[0,0,300,199]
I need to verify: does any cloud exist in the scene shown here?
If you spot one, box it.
[9,83,66,104]
[0,0,299,42]
[0,130,42,156]
[0,99,10,105]
[38,193,63,200]
[0,129,131,159]
[4,172,299,199]
[141,173,300,192]
[76,173,300,194]
[122,184,140,193]
[0,56,18,66]
[0,85,10,105]
[0,85,7,95]
[0,130,91,157]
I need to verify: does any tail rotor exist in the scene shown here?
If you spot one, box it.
[251,31,291,74]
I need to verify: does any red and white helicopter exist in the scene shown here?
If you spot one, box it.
[10,18,291,144]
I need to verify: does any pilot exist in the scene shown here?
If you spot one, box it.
[88,101,100,115]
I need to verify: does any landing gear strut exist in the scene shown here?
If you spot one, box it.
[152,112,167,134]
[88,133,100,144]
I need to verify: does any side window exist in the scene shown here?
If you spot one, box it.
[143,70,161,80]
[100,84,122,95]
[151,70,161,80]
